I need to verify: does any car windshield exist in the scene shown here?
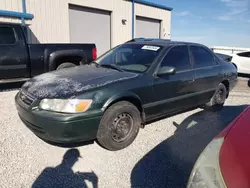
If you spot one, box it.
[94,43,163,73]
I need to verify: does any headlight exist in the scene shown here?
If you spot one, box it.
[39,99,92,113]
[187,138,226,188]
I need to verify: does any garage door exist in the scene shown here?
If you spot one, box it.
[69,5,111,56]
[136,16,161,38]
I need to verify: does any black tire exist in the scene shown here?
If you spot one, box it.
[204,83,228,111]
[97,101,141,151]
[56,62,76,70]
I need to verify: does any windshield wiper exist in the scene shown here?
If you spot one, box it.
[100,64,124,72]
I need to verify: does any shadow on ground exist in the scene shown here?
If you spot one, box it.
[131,105,248,188]
[32,149,98,188]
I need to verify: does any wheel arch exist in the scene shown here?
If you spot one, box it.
[221,79,230,98]
[232,63,237,70]
[48,49,87,71]
[102,92,145,123]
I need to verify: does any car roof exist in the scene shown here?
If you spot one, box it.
[125,38,206,47]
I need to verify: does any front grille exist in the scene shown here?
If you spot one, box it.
[19,90,36,106]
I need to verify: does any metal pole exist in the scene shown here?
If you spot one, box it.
[21,0,27,25]
[132,0,135,39]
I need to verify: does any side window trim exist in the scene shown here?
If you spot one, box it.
[152,46,171,75]
[192,64,220,71]
[187,45,195,69]
[190,45,217,68]
[204,46,217,65]
[0,26,17,46]
[158,44,192,74]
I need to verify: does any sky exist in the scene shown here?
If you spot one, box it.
[149,0,250,48]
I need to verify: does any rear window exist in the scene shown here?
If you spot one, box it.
[237,52,250,58]
[0,27,16,45]
[95,43,163,73]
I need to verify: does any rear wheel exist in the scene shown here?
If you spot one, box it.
[97,101,141,151]
[204,83,227,111]
[56,62,77,70]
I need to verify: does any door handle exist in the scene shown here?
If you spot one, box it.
[188,79,195,83]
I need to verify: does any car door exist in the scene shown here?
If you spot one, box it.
[236,52,250,74]
[147,45,196,118]
[0,25,29,80]
[189,45,220,105]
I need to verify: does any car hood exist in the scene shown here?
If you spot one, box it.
[21,64,138,99]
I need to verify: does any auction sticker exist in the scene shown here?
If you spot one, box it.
[141,45,160,51]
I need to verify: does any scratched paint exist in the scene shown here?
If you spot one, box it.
[22,65,138,99]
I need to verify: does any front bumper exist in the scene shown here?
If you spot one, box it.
[15,94,102,145]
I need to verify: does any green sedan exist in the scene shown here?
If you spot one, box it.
[15,39,237,151]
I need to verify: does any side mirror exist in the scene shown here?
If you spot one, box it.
[157,66,176,76]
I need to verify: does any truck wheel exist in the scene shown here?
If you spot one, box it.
[56,62,76,70]
[97,101,141,151]
[204,83,227,111]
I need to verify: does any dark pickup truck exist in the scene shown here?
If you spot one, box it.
[0,23,96,83]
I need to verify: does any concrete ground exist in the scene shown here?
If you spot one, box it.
[0,77,249,188]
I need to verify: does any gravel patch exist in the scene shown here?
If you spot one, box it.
[0,79,249,188]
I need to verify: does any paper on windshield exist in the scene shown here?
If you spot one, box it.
[141,45,160,51]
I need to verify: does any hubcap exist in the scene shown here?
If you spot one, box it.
[111,113,133,142]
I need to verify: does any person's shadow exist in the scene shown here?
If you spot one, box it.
[131,105,248,188]
[32,149,98,188]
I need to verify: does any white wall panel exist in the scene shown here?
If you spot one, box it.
[0,0,171,45]
[25,0,69,43]
[0,0,22,23]
[135,3,171,39]
[111,0,132,46]
[0,0,22,12]
[69,5,111,56]
[136,16,160,38]
[69,0,132,46]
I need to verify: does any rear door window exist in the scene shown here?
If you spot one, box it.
[0,27,16,45]
[160,45,191,72]
[190,46,215,68]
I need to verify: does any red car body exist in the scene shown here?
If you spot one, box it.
[188,106,250,188]
[219,106,250,188]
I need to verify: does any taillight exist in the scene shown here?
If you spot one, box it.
[92,48,97,60]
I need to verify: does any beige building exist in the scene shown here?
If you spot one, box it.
[0,0,172,55]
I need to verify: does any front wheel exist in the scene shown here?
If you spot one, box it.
[97,101,141,151]
[204,83,228,111]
